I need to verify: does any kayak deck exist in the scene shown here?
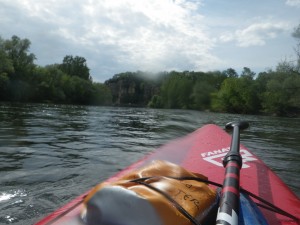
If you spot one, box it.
[34,124,300,225]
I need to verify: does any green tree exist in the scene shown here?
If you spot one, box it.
[2,35,36,80]
[62,75,93,104]
[0,73,9,100]
[0,38,14,75]
[222,68,238,78]
[148,95,163,108]
[177,76,194,109]
[204,71,227,90]
[159,72,194,109]
[212,77,259,114]
[241,67,256,80]
[33,65,66,102]
[258,24,300,116]
[260,71,300,115]
[275,24,300,75]
[0,38,14,100]
[192,81,215,110]
[90,83,112,105]
[0,36,36,101]
[60,55,91,80]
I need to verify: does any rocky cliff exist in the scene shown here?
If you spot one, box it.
[105,72,159,106]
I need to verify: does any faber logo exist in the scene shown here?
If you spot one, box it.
[201,147,257,168]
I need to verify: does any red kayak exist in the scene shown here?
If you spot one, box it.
[34,124,300,225]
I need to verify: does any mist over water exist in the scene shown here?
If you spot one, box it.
[0,103,299,225]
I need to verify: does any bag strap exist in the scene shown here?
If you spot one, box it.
[130,177,205,225]
[131,176,299,223]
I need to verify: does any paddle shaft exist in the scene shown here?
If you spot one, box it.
[216,121,249,225]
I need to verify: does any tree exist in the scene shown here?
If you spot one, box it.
[275,24,300,75]
[0,38,14,75]
[148,95,163,108]
[212,77,260,114]
[258,24,300,116]
[0,38,14,100]
[60,55,91,80]
[260,70,300,116]
[222,68,238,78]
[177,77,194,109]
[90,83,112,105]
[192,81,215,110]
[241,67,256,80]
[33,65,67,102]
[159,72,194,109]
[61,75,93,104]
[0,73,9,100]
[2,35,36,80]
[205,70,227,89]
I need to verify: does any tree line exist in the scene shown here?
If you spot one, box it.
[0,35,112,105]
[104,66,300,116]
[1,24,300,116]
[105,24,300,116]
[148,66,299,116]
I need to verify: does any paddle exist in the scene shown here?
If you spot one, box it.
[216,121,249,225]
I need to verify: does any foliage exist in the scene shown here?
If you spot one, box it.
[254,23,300,116]
[90,83,112,105]
[0,41,14,75]
[212,77,260,114]
[0,73,10,100]
[211,67,259,114]
[258,71,300,115]
[192,81,216,110]
[146,70,227,110]
[159,72,193,109]
[148,95,163,108]
[222,68,238,78]
[59,55,91,80]
[241,67,256,80]
[0,35,111,105]
[1,35,36,80]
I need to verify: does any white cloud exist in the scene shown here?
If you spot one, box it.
[285,0,300,7]
[1,0,297,80]
[80,0,214,71]
[219,22,290,47]
[1,0,218,78]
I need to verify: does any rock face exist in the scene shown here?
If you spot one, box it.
[105,72,159,106]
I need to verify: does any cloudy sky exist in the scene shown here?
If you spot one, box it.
[1,0,299,82]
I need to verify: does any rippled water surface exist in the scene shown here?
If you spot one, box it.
[0,103,299,225]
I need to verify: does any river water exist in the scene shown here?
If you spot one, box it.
[0,103,299,225]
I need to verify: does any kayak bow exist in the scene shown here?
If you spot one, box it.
[34,123,300,225]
